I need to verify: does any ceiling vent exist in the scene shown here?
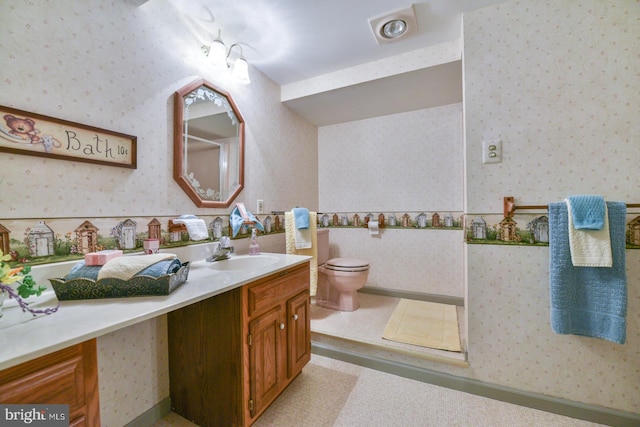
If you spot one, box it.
[368,4,418,45]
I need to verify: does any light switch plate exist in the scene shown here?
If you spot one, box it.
[482,140,502,164]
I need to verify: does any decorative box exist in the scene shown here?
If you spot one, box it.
[49,262,190,301]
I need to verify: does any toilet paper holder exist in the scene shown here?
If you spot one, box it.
[364,214,385,229]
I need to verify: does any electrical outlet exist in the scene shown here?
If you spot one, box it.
[257,199,264,214]
[482,140,502,164]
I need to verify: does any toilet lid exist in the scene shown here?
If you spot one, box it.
[325,257,369,272]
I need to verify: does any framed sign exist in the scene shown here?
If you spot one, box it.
[0,105,137,169]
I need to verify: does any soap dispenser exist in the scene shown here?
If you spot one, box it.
[249,228,260,255]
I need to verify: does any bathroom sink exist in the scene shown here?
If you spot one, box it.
[209,255,279,271]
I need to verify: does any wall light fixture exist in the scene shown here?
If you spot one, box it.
[202,30,251,85]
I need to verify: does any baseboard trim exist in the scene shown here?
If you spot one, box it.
[311,342,639,427]
[124,397,172,427]
[359,287,464,307]
[312,330,468,367]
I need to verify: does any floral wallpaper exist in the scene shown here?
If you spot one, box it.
[462,0,640,415]
[318,103,465,298]
[0,0,317,425]
[1,0,638,424]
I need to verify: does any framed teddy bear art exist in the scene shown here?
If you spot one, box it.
[0,105,136,169]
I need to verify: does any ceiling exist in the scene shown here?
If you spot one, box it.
[167,0,504,125]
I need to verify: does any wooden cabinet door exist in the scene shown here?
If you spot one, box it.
[287,290,311,378]
[168,288,243,427]
[248,306,286,418]
[0,340,100,427]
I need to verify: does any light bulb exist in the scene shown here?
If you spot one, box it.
[232,57,250,84]
[382,19,407,38]
[209,39,227,66]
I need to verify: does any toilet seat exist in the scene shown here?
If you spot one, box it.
[324,257,369,272]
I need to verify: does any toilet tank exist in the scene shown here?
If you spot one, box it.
[317,228,330,265]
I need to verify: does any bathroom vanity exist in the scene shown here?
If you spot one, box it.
[168,261,311,426]
[0,251,311,427]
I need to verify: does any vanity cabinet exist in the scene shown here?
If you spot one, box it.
[0,339,100,427]
[168,261,311,426]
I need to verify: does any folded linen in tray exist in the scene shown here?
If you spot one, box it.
[65,262,102,281]
[65,254,182,282]
[137,258,182,277]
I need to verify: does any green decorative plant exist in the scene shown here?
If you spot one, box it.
[0,251,58,316]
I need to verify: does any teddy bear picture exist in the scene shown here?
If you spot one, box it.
[3,114,42,143]
[0,111,62,153]
[0,105,136,168]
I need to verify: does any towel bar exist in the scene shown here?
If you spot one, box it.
[503,196,640,217]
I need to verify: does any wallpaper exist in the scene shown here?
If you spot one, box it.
[319,103,463,213]
[97,317,169,427]
[462,0,640,414]
[0,0,317,425]
[318,104,465,297]
[1,0,639,423]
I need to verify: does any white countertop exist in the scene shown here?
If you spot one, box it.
[0,251,311,370]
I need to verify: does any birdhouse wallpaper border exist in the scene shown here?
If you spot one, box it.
[0,105,137,169]
[3,207,640,267]
[0,210,464,266]
[465,210,640,249]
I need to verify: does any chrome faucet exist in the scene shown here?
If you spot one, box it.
[206,237,234,262]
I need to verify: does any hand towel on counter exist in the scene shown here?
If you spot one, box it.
[566,199,612,267]
[548,202,627,344]
[292,207,310,229]
[230,206,264,237]
[285,211,318,296]
[172,215,209,241]
[97,253,177,281]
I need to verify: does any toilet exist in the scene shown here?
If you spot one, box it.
[316,228,370,311]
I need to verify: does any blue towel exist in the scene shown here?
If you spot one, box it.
[566,195,606,230]
[65,261,101,281]
[230,206,264,237]
[548,201,627,344]
[292,207,310,229]
[138,258,183,277]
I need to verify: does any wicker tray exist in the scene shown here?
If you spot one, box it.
[49,262,190,301]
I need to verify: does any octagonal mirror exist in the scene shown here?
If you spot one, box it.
[173,78,244,208]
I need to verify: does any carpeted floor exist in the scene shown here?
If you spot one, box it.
[153,294,606,426]
[154,354,604,427]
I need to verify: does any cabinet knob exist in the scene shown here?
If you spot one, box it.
[279,323,285,330]
[292,314,299,321]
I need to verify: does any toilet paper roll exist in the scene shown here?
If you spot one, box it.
[368,220,379,236]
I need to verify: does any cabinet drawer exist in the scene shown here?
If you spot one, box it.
[247,263,309,317]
